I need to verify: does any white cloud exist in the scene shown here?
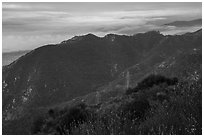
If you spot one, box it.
[2,3,27,9]
[2,2,202,52]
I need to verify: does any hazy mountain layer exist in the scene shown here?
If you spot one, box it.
[2,50,30,66]
[164,19,202,27]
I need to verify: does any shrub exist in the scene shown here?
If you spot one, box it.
[124,100,150,120]
[32,75,201,135]
[31,115,45,134]
[35,103,96,134]
[136,74,178,90]
[137,80,202,135]
[126,74,178,94]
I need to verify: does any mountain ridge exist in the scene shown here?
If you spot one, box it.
[2,29,202,134]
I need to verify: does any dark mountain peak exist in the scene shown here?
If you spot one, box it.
[104,33,119,42]
[83,33,98,37]
[81,33,100,40]
[60,33,100,44]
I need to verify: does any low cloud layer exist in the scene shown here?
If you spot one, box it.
[2,2,202,52]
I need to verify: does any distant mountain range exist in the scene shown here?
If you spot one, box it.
[2,28,202,134]
[164,18,202,27]
[2,50,30,66]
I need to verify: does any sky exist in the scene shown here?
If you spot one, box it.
[2,2,202,52]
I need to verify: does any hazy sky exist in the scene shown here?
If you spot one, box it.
[2,2,202,52]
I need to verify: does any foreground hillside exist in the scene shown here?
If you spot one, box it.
[2,29,202,134]
[31,74,202,135]
[29,33,201,134]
